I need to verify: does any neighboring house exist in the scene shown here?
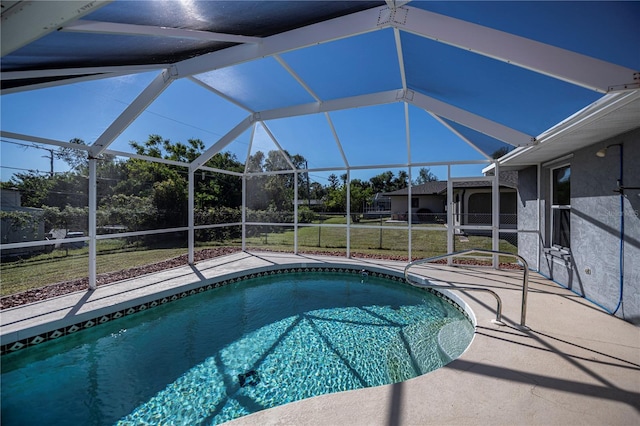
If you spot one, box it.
[384,181,447,222]
[382,172,518,229]
[295,199,325,209]
[0,188,46,257]
[363,193,391,219]
[495,123,640,324]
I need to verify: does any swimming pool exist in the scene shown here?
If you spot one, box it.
[1,269,474,425]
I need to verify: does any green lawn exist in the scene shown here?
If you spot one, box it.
[1,243,191,296]
[246,217,517,261]
[1,218,517,297]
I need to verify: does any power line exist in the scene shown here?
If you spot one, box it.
[1,138,58,176]
[2,138,331,183]
[1,138,56,152]
[0,165,59,175]
[74,82,233,142]
[1,165,48,173]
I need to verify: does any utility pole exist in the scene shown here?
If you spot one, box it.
[46,148,54,177]
[305,160,311,207]
[38,145,54,177]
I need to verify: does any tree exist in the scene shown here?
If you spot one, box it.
[324,173,344,212]
[5,172,54,207]
[264,149,292,172]
[324,178,373,216]
[327,174,340,190]
[245,149,309,212]
[246,151,265,173]
[491,146,512,159]
[245,151,268,209]
[98,194,156,231]
[57,138,88,171]
[370,171,394,193]
[41,206,88,233]
[153,178,188,227]
[325,184,346,213]
[290,154,310,202]
[7,170,89,210]
[96,159,128,202]
[163,138,205,162]
[263,150,298,211]
[0,210,45,243]
[413,167,439,185]
[309,182,326,201]
[349,179,373,214]
[392,170,409,190]
[196,152,244,209]
[124,135,202,227]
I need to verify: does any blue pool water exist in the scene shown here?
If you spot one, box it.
[1,271,474,425]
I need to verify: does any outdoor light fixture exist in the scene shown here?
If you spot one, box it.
[595,143,621,157]
[595,143,640,194]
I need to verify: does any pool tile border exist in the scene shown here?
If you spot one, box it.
[1,266,471,356]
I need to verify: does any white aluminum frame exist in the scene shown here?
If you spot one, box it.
[3,2,633,289]
[1,0,112,56]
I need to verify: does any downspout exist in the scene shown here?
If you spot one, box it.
[596,143,626,315]
[446,166,453,265]
[536,163,541,272]
[408,168,412,261]
[613,144,624,315]
[492,162,500,268]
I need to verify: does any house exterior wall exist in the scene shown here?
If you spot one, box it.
[1,189,47,257]
[414,195,446,214]
[389,197,407,218]
[516,167,540,269]
[462,189,517,227]
[389,189,516,226]
[389,195,445,220]
[1,189,21,207]
[518,127,640,324]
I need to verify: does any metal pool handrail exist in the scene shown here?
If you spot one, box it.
[404,249,529,328]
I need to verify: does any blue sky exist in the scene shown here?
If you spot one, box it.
[2,1,638,185]
[0,68,495,184]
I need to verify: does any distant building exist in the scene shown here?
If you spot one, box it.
[1,188,47,257]
[363,193,391,219]
[382,172,518,229]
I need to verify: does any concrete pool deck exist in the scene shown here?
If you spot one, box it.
[1,251,639,425]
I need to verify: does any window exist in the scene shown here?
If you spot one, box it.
[411,197,419,208]
[551,165,570,249]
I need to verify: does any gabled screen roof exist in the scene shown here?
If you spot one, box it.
[1,0,638,178]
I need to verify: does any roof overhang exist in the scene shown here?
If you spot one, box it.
[486,89,640,172]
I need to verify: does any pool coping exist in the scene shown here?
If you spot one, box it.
[1,251,474,354]
[1,260,468,354]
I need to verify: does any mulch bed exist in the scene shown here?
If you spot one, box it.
[0,247,240,310]
[1,247,522,310]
